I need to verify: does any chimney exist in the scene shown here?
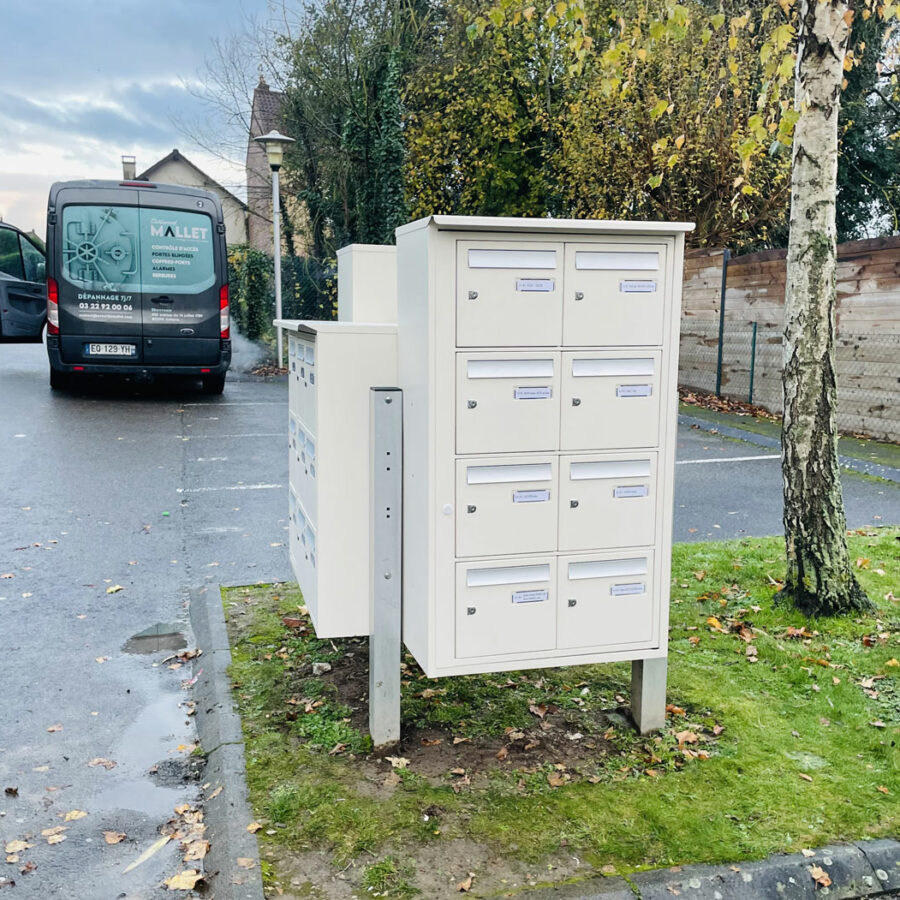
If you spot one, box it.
[122,155,136,180]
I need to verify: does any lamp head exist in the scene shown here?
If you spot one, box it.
[254,130,295,171]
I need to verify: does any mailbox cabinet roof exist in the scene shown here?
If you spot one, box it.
[395,215,695,238]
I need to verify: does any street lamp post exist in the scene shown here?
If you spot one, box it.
[254,129,295,368]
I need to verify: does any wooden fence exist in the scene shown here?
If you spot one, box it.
[680,238,900,442]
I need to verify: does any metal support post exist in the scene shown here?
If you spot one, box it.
[369,388,403,748]
[272,167,284,368]
[748,320,758,404]
[631,656,667,734]
[715,248,730,397]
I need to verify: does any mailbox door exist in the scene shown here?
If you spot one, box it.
[456,241,564,347]
[560,351,661,450]
[557,553,655,650]
[294,421,317,523]
[456,352,561,453]
[456,560,557,658]
[559,453,657,551]
[456,456,558,557]
[563,243,667,347]
[290,492,318,620]
[293,336,317,433]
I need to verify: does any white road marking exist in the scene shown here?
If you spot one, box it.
[677,454,780,465]
[195,457,229,462]
[195,526,246,533]
[180,402,283,407]
[177,483,283,494]
[178,432,282,439]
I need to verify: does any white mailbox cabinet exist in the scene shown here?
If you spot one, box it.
[397,216,691,678]
[279,320,397,638]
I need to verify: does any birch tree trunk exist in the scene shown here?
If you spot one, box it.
[781,0,873,615]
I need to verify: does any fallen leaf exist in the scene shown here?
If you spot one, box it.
[386,756,409,770]
[106,585,124,594]
[206,785,223,801]
[449,767,466,776]
[885,659,899,668]
[457,874,474,892]
[123,835,171,873]
[32,766,49,773]
[182,840,210,861]
[799,773,813,783]
[421,738,442,747]
[63,810,87,821]
[46,724,63,733]
[694,570,706,582]
[41,827,66,837]
[46,834,66,845]
[246,823,263,834]
[877,786,890,795]
[88,758,117,770]
[4,787,18,797]
[808,865,832,888]
[870,720,887,728]
[674,730,699,746]
[4,842,31,854]
[529,703,548,719]
[164,869,203,890]
[547,772,569,787]
[95,657,108,664]
[452,736,470,745]
[855,557,870,570]
[236,858,256,869]
[19,862,36,875]
[281,616,303,629]
[103,831,126,844]
[666,705,686,716]
[496,746,509,761]
[801,849,816,858]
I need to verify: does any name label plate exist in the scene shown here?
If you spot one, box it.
[610,582,646,597]
[614,485,649,499]
[620,280,657,293]
[514,386,552,400]
[616,384,652,398]
[513,489,551,503]
[512,589,549,604]
[516,278,555,292]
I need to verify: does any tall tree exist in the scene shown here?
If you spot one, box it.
[780,0,874,615]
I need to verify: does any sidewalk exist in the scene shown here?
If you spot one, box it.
[679,402,900,484]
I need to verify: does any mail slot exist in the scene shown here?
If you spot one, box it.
[561,351,661,450]
[457,241,563,347]
[559,453,657,551]
[563,243,668,347]
[456,456,558,557]
[456,559,556,658]
[557,553,655,650]
[457,352,561,453]
[289,489,318,620]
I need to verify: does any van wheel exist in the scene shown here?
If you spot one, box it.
[50,369,70,391]
[201,374,226,395]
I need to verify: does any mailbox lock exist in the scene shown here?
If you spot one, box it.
[572,398,581,407]
[468,290,478,300]
[467,505,477,514]
[467,400,477,409]
[574,291,584,301]
[570,499,579,508]
[467,607,476,616]
[568,599,577,608]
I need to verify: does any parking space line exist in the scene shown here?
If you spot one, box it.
[177,483,283,494]
[677,454,781,465]
[178,433,282,439]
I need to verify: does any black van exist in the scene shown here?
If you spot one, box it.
[46,180,231,393]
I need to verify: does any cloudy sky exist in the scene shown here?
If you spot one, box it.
[0,0,260,233]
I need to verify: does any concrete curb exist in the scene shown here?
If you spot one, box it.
[517,841,900,899]
[679,414,900,484]
[189,585,266,900]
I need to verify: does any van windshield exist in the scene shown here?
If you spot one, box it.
[61,205,216,295]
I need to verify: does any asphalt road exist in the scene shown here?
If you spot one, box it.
[1,339,898,898]
[0,339,292,898]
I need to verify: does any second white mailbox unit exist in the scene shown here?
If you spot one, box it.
[397,216,692,678]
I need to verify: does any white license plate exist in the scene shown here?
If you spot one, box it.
[85,343,136,357]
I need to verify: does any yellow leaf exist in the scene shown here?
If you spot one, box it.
[247,822,263,833]
[4,841,32,854]
[674,134,686,150]
[885,659,899,667]
[64,810,87,821]
[41,827,67,837]
[123,835,171,873]
[103,831,126,844]
[106,585,124,594]
[164,869,203,890]
[237,858,256,869]
[47,834,67,845]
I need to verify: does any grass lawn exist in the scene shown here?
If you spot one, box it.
[222,528,900,898]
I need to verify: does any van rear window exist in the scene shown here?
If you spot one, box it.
[61,205,216,295]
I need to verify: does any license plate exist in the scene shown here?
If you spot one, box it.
[85,343,136,357]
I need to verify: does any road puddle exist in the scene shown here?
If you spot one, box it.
[123,623,187,654]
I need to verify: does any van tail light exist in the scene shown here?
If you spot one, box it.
[219,284,230,339]
[47,277,60,334]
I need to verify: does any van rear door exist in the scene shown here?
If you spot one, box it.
[0,225,46,342]
[56,187,144,362]
[138,189,222,366]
